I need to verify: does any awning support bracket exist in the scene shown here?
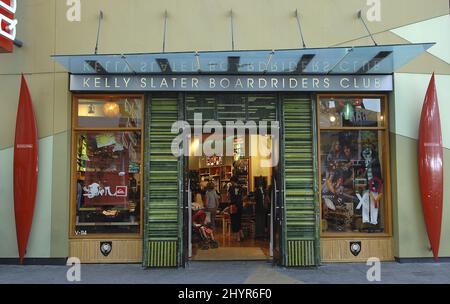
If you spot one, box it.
[294,10,307,48]
[94,10,104,54]
[163,10,168,53]
[230,9,235,51]
[327,47,354,74]
[357,10,378,46]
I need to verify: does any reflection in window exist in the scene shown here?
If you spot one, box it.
[320,130,385,233]
[75,131,141,235]
[319,97,384,128]
[77,98,142,128]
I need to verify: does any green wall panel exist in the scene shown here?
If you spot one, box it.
[143,97,181,267]
[282,96,319,266]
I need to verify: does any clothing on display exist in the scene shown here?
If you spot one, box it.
[321,130,385,232]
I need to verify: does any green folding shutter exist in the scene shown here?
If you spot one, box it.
[144,96,181,267]
[282,96,320,267]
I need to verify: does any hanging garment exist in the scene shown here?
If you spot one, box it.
[356,191,370,224]
[369,192,382,225]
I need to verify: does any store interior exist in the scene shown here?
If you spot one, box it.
[188,133,274,260]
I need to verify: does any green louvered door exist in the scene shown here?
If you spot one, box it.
[143,96,182,267]
[281,96,320,267]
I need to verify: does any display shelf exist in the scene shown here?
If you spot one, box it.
[79,207,133,211]
[76,222,140,226]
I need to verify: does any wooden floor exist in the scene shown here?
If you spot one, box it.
[191,226,271,261]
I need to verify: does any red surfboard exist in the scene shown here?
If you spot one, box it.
[14,75,38,264]
[418,73,443,262]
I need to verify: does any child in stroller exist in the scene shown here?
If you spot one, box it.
[192,210,219,250]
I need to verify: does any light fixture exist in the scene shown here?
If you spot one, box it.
[103,101,120,118]
[329,115,336,123]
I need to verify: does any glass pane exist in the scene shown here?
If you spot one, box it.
[320,130,385,233]
[52,43,433,75]
[74,131,141,235]
[77,97,142,128]
[328,43,434,74]
[216,95,246,123]
[186,95,216,125]
[319,96,385,128]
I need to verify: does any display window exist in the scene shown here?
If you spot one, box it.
[71,96,144,237]
[77,98,142,128]
[317,95,391,236]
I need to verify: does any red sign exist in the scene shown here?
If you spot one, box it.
[82,142,130,206]
[0,0,17,53]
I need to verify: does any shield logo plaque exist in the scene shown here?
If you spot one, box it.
[350,241,362,257]
[100,241,112,257]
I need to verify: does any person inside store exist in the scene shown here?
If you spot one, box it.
[193,190,204,210]
[192,209,218,250]
[326,140,345,162]
[254,177,268,240]
[228,176,245,242]
[205,181,220,230]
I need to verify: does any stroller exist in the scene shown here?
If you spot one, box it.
[192,210,219,250]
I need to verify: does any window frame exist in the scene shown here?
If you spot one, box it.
[316,94,392,238]
[70,94,145,239]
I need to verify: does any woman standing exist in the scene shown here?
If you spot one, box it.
[228,176,244,242]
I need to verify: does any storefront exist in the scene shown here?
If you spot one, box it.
[1,0,449,268]
[48,43,428,267]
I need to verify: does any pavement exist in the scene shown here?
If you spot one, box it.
[1,261,450,284]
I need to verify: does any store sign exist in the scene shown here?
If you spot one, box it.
[70,74,393,92]
[0,0,17,53]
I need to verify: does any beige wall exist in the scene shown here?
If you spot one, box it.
[0,0,449,259]
[1,0,449,147]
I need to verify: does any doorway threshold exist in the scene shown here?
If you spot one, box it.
[191,247,270,261]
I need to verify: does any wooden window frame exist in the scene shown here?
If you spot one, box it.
[316,93,393,238]
[69,94,145,240]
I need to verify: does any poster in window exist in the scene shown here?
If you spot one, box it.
[83,134,130,206]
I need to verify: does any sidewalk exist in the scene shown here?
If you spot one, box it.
[1,261,450,284]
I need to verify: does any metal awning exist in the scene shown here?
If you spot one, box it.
[52,43,434,75]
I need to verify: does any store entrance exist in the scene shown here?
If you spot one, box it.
[187,133,277,261]
[184,93,279,261]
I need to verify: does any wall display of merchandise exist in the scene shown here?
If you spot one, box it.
[192,165,232,204]
[319,96,387,234]
[233,158,250,196]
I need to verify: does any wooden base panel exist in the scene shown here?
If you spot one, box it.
[69,239,142,264]
[321,238,394,262]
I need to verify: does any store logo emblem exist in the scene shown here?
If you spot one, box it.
[83,182,127,198]
[115,186,127,197]
[350,241,362,256]
[100,242,112,257]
